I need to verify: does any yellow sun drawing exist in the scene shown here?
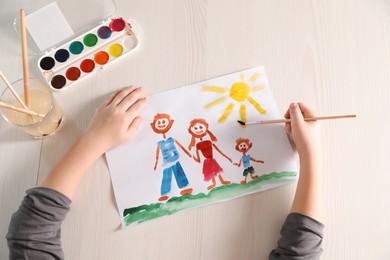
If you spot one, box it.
[202,72,267,124]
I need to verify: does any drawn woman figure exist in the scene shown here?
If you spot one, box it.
[188,118,232,190]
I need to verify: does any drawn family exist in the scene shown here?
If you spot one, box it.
[151,113,265,201]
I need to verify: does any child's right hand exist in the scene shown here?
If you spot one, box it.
[83,86,148,155]
[284,102,321,158]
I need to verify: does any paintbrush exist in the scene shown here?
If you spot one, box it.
[0,70,28,109]
[20,9,30,107]
[238,114,356,126]
[0,101,45,117]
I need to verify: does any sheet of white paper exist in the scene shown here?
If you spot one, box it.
[106,66,298,227]
[25,2,74,51]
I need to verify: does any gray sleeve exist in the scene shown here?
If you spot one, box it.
[6,187,71,260]
[269,213,324,260]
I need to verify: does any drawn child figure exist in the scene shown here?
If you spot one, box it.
[234,138,265,184]
[151,113,193,201]
[188,118,232,190]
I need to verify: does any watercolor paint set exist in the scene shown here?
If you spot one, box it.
[38,18,138,90]
[14,0,140,91]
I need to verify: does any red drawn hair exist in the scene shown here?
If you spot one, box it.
[188,118,217,150]
[150,113,174,134]
[235,137,252,152]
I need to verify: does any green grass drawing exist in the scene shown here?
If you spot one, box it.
[123,171,297,226]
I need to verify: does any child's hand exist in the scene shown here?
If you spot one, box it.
[284,102,321,158]
[84,86,148,154]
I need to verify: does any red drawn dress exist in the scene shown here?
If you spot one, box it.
[196,140,223,181]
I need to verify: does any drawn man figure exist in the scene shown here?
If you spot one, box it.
[234,138,264,184]
[151,113,193,201]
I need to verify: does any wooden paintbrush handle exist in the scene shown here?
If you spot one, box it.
[20,9,30,108]
[0,101,44,117]
[261,115,356,124]
[0,71,29,110]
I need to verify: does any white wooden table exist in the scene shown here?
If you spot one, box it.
[1,1,389,259]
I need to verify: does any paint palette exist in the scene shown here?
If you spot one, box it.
[37,17,138,91]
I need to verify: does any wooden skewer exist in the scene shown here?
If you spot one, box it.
[20,9,30,108]
[0,101,45,117]
[0,70,28,109]
[238,115,357,126]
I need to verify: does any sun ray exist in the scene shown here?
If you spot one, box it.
[252,84,266,92]
[239,104,247,128]
[249,72,260,82]
[200,71,269,124]
[201,85,227,93]
[218,103,235,123]
[204,96,228,109]
[247,96,267,114]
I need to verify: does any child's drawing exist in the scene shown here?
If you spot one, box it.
[234,138,265,184]
[106,66,298,227]
[202,72,268,124]
[188,118,232,190]
[150,113,193,201]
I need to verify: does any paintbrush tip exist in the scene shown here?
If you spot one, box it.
[237,120,246,126]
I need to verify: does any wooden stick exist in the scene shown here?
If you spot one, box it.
[0,101,44,117]
[238,114,357,126]
[20,9,30,108]
[0,70,28,110]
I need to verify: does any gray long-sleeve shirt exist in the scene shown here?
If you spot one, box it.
[6,188,324,259]
[268,213,324,259]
